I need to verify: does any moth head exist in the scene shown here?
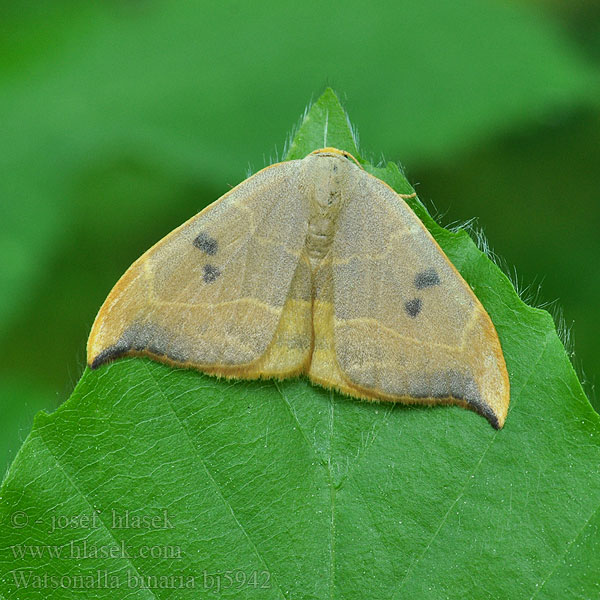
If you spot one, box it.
[310,147,362,168]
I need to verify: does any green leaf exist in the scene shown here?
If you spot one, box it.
[1,90,599,599]
[3,0,599,470]
[285,88,360,160]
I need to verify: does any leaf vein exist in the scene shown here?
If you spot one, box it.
[394,329,553,595]
[143,362,287,600]
[529,501,600,600]
[36,429,157,600]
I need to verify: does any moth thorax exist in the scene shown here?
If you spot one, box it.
[306,186,343,260]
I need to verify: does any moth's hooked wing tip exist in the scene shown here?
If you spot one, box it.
[467,396,504,430]
[88,343,130,370]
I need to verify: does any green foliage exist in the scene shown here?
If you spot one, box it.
[1,90,598,600]
[2,0,599,470]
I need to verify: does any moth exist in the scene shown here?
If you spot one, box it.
[88,148,510,428]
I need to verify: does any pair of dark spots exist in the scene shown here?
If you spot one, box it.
[404,267,441,318]
[193,231,221,283]
[193,229,439,305]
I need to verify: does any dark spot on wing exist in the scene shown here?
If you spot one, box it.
[414,268,440,289]
[203,264,221,283]
[404,298,422,318]
[193,231,218,255]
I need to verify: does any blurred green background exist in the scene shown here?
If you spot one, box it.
[1,0,599,471]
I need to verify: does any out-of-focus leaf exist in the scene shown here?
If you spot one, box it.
[0,378,58,474]
[1,0,597,336]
